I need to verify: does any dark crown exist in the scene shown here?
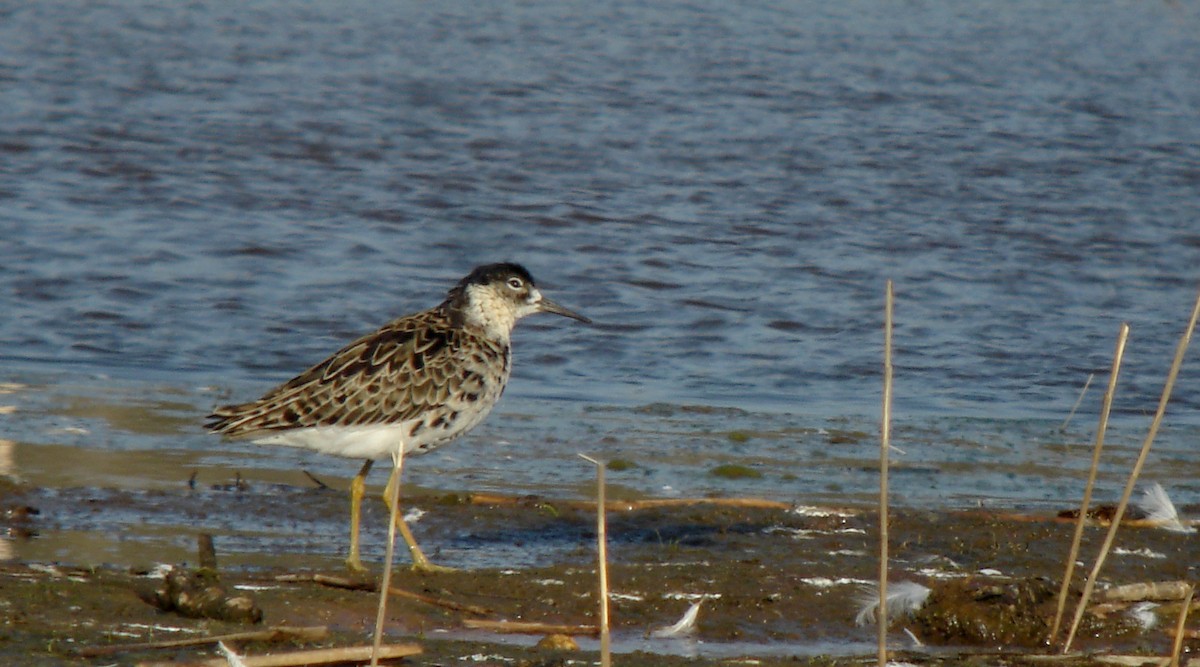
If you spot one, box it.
[459,263,535,288]
[443,263,535,318]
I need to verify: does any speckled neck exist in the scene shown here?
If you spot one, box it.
[449,284,518,342]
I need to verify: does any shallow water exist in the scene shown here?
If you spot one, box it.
[3,0,1200,570]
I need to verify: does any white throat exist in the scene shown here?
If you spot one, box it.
[462,283,535,341]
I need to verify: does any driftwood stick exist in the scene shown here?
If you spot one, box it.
[135,643,421,667]
[1102,581,1194,603]
[77,626,328,657]
[463,619,599,636]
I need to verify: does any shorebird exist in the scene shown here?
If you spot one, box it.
[206,263,590,574]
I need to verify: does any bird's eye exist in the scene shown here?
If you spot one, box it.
[506,278,523,290]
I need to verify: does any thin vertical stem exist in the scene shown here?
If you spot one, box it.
[1064,287,1200,652]
[1049,324,1128,645]
[1060,372,1095,432]
[371,447,405,667]
[579,454,611,667]
[878,280,894,667]
[1169,585,1195,667]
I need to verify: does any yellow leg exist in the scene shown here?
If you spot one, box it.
[345,459,374,573]
[381,465,456,573]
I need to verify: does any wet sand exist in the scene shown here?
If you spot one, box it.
[1,473,1198,666]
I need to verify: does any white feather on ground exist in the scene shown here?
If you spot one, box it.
[1128,601,1160,631]
[651,600,703,638]
[854,581,932,627]
[1136,482,1195,533]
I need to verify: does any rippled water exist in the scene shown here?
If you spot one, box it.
[2,0,1200,567]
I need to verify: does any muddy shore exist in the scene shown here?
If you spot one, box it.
[1,475,1198,666]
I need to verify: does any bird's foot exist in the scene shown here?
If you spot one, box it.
[345,554,369,575]
[411,561,457,574]
[409,551,456,574]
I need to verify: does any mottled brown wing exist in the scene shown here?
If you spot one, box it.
[207,307,462,437]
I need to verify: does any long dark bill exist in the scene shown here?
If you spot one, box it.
[538,297,591,324]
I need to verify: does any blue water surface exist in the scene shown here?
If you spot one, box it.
[1,0,1199,522]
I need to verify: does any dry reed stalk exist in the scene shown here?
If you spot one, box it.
[462,619,600,636]
[371,447,406,667]
[1049,323,1129,645]
[1169,584,1194,667]
[1060,372,1095,431]
[1063,287,1200,652]
[135,643,421,667]
[77,626,328,658]
[579,453,612,667]
[878,279,894,667]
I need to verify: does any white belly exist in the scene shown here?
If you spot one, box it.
[250,403,496,460]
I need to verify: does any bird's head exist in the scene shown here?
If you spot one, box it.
[448,263,590,340]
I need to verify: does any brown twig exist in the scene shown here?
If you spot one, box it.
[388,585,492,616]
[1063,286,1200,652]
[1050,323,1128,645]
[275,573,491,615]
[301,469,330,490]
[135,643,421,667]
[463,619,599,636]
[77,626,328,658]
